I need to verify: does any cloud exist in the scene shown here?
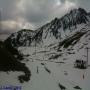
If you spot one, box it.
[0,0,90,40]
[0,0,18,20]
[1,20,18,30]
[17,0,77,29]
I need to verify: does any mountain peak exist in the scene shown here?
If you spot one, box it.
[69,7,87,15]
[60,7,89,30]
[78,8,87,15]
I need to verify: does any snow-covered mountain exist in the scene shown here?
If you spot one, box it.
[5,8,90,47]
[18,23,90,62]
[1,8,90,90]
[11,22,90,90]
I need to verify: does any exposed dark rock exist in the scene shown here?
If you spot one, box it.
[58,31,87,49]
[74,86,82,90]
[0,41,31,83]
[58,83,66,90]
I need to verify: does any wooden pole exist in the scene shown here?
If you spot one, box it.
[85,47,90,67]
[0,9,2,31]
[35,41,36,62]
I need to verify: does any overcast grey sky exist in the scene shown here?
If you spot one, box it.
[0,0,90,40]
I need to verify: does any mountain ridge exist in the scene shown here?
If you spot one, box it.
[4,8,90,47]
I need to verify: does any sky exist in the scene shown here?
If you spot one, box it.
[0,0,90,40]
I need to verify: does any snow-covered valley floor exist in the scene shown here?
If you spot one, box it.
[0,58,90,90]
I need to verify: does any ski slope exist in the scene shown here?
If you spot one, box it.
[0,54,90,90]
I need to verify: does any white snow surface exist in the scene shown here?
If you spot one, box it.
[0,24,90,90]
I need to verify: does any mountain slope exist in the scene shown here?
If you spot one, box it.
[18,23,90,61]
[4,8,90,47]
[5,29,35,47]
[15,23,90,90]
